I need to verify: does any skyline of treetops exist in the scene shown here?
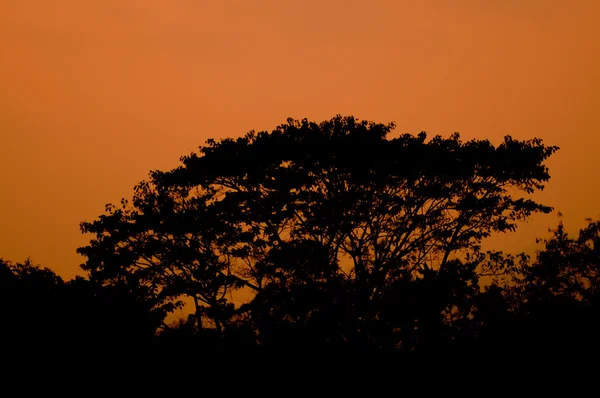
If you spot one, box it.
[5,115,598,354]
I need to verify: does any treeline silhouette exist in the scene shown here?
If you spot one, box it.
[3,116,599,354]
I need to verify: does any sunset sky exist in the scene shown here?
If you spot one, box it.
[1,0,599,279]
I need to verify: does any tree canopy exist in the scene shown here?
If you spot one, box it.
[0,258,161,353]
[77,115,560,350]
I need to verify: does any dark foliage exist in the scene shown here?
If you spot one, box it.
[0,258,162,354]
[5,115,598,354]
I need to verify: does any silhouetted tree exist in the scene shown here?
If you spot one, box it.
[0,258,65,349]
[78,115,558,350]
[520,219,600,301]
[0,258,162,352]
[508,219,600,354]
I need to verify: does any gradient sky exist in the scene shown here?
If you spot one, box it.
[1,0,599,279]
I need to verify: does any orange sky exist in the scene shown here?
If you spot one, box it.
[1,0,599,279]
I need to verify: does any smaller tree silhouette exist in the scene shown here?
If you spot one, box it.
[0,257,163,352]
[510,219,600,354]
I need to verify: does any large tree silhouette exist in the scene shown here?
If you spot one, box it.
[78,115,558,350]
